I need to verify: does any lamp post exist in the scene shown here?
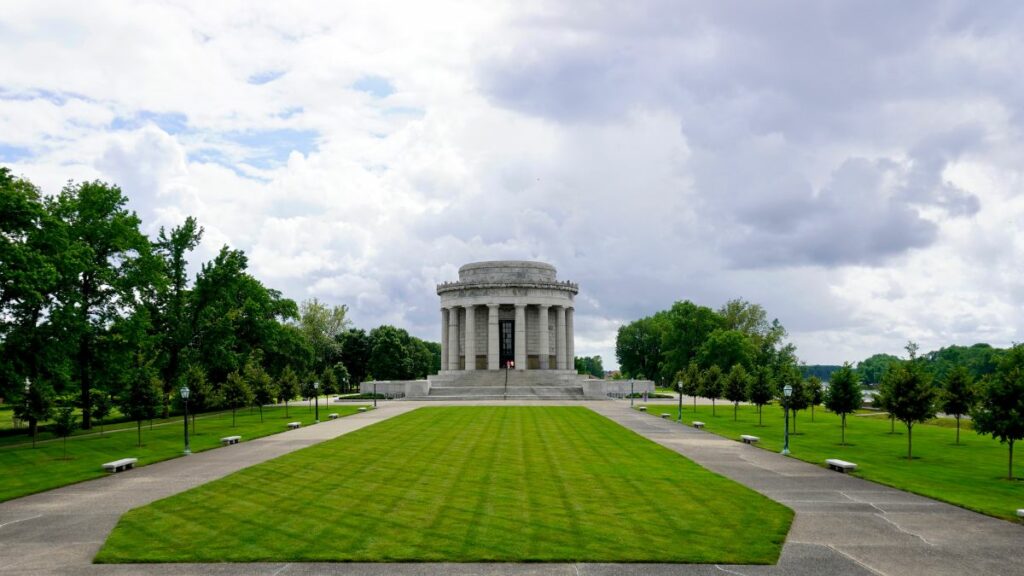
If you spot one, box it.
[313,381,320,423]
[677,380,683,423]
[180,386,191,455]
[782,384,793,455]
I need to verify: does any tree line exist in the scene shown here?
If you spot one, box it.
[803,342,1004,385]
[0,169,439,441]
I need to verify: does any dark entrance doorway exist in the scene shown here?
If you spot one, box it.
[499,320,514,368]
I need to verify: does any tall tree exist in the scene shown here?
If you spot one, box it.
[13,378,55,447]
[245,357,277,424]
[91,390,113,435]
[151,217,203,417]
[697,329,756,372]
[700,365,723,417]
[368,325,416,381]
[972,344,1024,480]
[724,364,750,421]
[616,314,668,382]
[824,363,863,445]
[747,367,774,426]
[52,180,149,428]
[183,364,217,433]
[660,301,722,379]
[296,298,350,375]
[574,356,605,378]
[337,328,371,387]
[940,365,975,445]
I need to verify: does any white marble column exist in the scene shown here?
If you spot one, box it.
[487,304,499,370]
[514,304,526,370]
[566,307,575,372]
[538,304,550,370]
[441,308,449,371]
[556,306,567,370]
[464,305,476,371]
[447,306,460,370]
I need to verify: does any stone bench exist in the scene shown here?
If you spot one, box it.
[826,458,857,473]
[638,406,647,412]
[741,435,759,444]
[220,435,241,446]
[102,458,138,473]
[358,407,368,413]
[1017,509,1024,519]
[660,413,671,419]
[328,413,339,420]
[287,422,301,430]
[692,421,705,429]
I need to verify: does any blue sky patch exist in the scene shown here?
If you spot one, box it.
[0,143,33,161]
[248,70,285,85]
[353,75,395,98]
[112,111,189,134]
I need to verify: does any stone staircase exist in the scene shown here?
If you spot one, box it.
[414,370,595,400]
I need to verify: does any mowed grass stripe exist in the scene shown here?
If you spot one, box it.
[96,406,792,564]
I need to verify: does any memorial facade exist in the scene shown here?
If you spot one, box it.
[437,261,577,372]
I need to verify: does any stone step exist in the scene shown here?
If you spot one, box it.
[427,386,585,397]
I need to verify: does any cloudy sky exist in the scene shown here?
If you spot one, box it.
[2,1,1023,367]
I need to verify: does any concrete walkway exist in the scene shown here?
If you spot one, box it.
[0,401,1022,575]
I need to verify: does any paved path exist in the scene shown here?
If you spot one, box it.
[1,401,1022,575]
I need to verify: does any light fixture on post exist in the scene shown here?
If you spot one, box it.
[782,384,793,455]
[313,381,320,423]
[180,385,191,455]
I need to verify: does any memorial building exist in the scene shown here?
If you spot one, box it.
[437,261,577,373]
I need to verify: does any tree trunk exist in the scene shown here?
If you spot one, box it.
[285,400,289,418]
[955,416,960,445]
[890,415,895,434]
[793,411,797,433]
[841,414,846,445]
[78,285,93,429]
[192,412,196,434]
[29,418,38,448]
[711,399,716,416]
[734,403,738,421]
[136,420,141,447]
[232,408,236,428]
[811,405,815,422]
[693,396,696,412]
[1009,440,1015,480]
[63,436,67,460]
[759,406,763,426]
[907,424,913,460]
[259,405,263,423]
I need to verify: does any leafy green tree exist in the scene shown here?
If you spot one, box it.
[697,330,756,373]
[368,325,414,381]
[118,358,160,447]
[777,367,808,432]
[875,372,898,433]
[723,364,749,421]
[940,365,975,445]
[151,217,203,417]
[297,298,349,376]
[91,390,113,435]
[222,371,253,428]
[616,314,668,383]
[338,328,371,387]
[884,359,937,460]
[679,361,701,412]
[52,180,149,429]
[320,366,338,401]
[277,365,300,418]
[660,301,722,380]
[972,344,1024,479]
[0,169,69,405]
[855,353,901,385]
[183,364,217,434]
[807,376,823,422]
[700,365,723,416]
[14,378,55,447]
[246,358,277,424]
[747,368,774,426]
[824,363,862,445]
[575,356,605,378]
[52,405,77,460]
[332,362,350,394]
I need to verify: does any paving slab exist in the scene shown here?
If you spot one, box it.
[0,400,1022,575]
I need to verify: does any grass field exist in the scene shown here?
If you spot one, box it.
[640,402,1023,521]
[97,406,793,564]
[0,403,368,503]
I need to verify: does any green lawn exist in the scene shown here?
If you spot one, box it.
[97,406,793,564]
[640,403,1023,521]
[0,403,368,503]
